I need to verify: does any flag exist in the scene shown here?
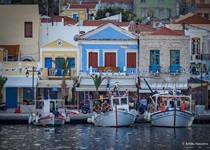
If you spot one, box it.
[19,68,22,74]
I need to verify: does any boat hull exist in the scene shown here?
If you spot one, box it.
[92,110,136,127]
[30,116,65,126]
[151,110,194,127]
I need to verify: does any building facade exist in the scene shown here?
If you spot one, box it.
[180,0,210,19]
[134,0,180,20]
[0,5,40,108]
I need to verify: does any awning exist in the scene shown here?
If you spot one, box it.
[139,89,181,93]
[140,75,189,92]
[37,80,74,88]
[5,76,38,87]
[76,76,137,92]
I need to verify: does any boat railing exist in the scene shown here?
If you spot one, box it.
[33,99,66,110]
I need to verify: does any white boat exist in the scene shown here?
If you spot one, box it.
[91,95,137,127]
[28,99,70,126]
[149,91,195,128]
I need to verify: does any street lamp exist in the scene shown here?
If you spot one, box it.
[136,22,140,75]
[200,58,203,105]
[26,67,41,107]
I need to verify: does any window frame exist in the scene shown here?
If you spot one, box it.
[24,22,32,38]
[158,9,164,18]
[72,12,78,20]
[140,0,146,3]
[167,9,172,18]
[204,13,209,19]
[191,37,200,55]
[158,0,164,5]
[140,9,146,17]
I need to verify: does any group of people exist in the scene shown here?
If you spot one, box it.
[138,97,148,114]
[159,98,186,112]
[137,96,186,114]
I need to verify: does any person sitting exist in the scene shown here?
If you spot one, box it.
[53,108,60,117]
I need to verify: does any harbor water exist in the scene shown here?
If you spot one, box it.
[0,123,209,150]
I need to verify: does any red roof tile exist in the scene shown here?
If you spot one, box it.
[70,4,96,9]
[139,24,156,32]
[41,16,78,25]
[83,20,116,26]
[83,20,129,26]
[81,2,98,5]
[128,23,156,33]
[101,0,133,2]
[197,4,210,8]
[174,14,210,24]
[150,27,184,36]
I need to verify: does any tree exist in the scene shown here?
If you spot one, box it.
[52,57,75,104]
[95,6,135,22]
[90,74,106,99]
[0,76,8,103]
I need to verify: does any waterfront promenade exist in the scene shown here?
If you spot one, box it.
[0,108,210,124]
[0,108,92,124]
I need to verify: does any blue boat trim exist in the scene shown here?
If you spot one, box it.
[151,109,193,116]
[151,112,194,122]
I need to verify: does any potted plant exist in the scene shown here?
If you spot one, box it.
[23,98,33,105]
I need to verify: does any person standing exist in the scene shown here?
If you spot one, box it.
[53,108,60,117]
[181,101,185,111]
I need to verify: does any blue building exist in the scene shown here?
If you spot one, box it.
[76,22,139,100]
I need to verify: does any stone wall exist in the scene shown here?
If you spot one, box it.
[139,35,190,73]
[20,105,35,114]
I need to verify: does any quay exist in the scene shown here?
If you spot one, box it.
[0,108,92,124]
[0,108,210,124]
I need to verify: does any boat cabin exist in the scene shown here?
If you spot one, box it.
[110,96,129,111]
[35,100,65,116]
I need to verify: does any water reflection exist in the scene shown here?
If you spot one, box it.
[0,123,209,150]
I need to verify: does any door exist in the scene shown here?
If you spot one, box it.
[105,52,116,67]
[6,87,18,108]
[170,50,180,73]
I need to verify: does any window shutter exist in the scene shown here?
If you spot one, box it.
[197,38,200,54]
[191,39,195,54]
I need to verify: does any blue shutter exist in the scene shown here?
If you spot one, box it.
[45,58,52,68]
[149,50,160,72]
[170,50,180,73]
[73,14,78,20]
[68,58,75,68]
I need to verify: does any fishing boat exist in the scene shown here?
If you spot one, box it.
[149,91,195,128]
[91,95,137,127]
[28,99,70,126]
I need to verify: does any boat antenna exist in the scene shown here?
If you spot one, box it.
[143,78,157,95]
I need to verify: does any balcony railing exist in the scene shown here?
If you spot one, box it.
[47,68,75,77]
[201,54,210,60]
